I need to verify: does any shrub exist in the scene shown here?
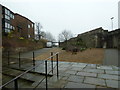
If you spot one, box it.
[19,37,24,40]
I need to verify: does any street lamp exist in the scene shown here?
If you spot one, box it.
[111,17,114,30]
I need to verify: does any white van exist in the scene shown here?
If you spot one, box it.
[46,41,52,48]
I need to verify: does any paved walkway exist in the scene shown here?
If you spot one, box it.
[42,61,120,89]
[103,49,119,66]
[2,60,120,89]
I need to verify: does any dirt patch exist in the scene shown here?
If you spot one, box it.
[35,48,105,64]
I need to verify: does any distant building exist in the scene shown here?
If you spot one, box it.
[118,1,120,29]
[0,4,35,39]
[13,13,34,39]
[0,4,15,35]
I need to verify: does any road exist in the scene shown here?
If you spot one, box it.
[11,48,53,59]
[103,49,119,66]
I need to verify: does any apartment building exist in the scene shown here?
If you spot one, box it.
[13,13,34,39]
[0,4,15,35]
[0,4,34,39]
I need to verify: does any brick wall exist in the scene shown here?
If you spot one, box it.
[13,13,34,39]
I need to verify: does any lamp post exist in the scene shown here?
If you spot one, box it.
[111,17,114,30]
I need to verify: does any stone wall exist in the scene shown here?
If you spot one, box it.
[107,29,120,49]
[61,27,120,49]
[77,27,108,48]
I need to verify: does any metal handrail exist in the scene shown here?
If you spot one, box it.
[0,52,59,89]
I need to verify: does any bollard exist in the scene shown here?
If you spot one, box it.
[51,52,53,74]
[45,60,48,90]
[8,51,10,66]
[33,52,35,66]
[56,54,59,78]
[18,52,21,68]
[14,79,18,90]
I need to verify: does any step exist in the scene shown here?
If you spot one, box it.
[8,66,53,76]
[3,68,45,82]
[2,74,34,88]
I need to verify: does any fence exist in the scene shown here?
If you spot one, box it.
[1,51,59,90]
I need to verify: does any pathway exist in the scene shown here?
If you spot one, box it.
[103,49,119,66]
[10,48,52,59]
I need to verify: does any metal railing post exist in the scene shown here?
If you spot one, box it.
[8,51,10,66]
[56,54,59,78]
[18,52,21,68]
[45,60,48,90]
[33,52,35,66]
[51,52,53,74]
[14,79,18,90]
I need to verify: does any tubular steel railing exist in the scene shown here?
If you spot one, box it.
[1,51,59,90]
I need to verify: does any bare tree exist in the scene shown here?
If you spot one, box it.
[58,30,73,42]
[40,31,46,39]
[45,32,56,42]
[35,22,43,40]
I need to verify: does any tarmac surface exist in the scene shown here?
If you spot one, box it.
[11,48,52,59]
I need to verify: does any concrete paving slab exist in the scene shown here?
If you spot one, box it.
[84,77,106,86]
[58,72,71,77]
[60,76,69,80]
[67,75,84,83]
[77,71,97,77]
[106,80,119,88]
[112,66,120,70]
[105,70,120,75]
[59,67,70,71]
[98,74,119,80]
[59,65,72,68]
[83,69,105,74]
[72,63,87,68]
[70,67,83,71]
[49,80,68,88]
[64,82,96,88]
[86,64,97,69]
[96,86,108,88]
[65,70,77,75]
[97,66,113,70]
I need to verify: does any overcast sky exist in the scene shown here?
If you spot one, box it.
[0,0,119,41]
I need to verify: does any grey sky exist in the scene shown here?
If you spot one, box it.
[0,0,119,41]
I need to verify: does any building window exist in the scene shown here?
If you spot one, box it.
[7,10,10,15]
[5,15,7,19]
[28,35,31,38]
[32,24,34,28]
[13,26,15,30]
[8,23,10,28]
[5,9,7,14]
[5,22,7,28]
[28,24,30,28]
[11,25,12,29]
[5,15,10,20]
[5,29,10,33]
[12,15,14,19]
[10,13,13,18]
